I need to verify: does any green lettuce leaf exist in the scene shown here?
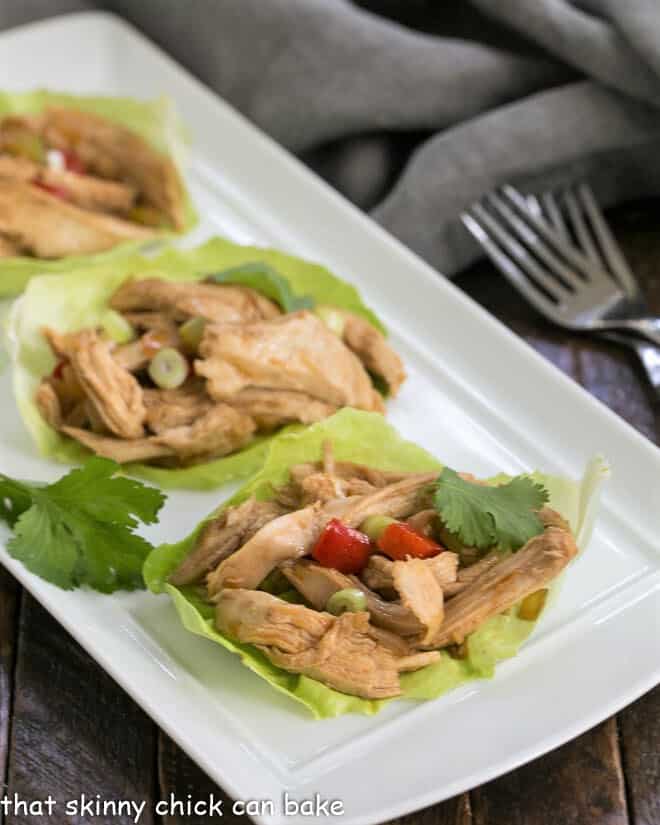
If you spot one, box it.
[143,409,609,718]
[8,239,386,490]
[0,89,196,296]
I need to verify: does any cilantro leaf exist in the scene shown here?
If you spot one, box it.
[0,458,165,592]
[0,476,34,526]
[433,467,549,552]
[208,261,315,312]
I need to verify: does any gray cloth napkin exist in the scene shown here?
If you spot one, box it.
[3,0,660,276]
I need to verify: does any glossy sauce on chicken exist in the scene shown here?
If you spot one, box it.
[36,279,406,468]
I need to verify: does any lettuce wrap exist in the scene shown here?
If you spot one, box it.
[0,89,196,295]
[8,238,386,490]
[144,409,609,718]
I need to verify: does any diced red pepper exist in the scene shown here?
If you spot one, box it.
[34,180,68,200]
[311,518,372,575]
[377,522,444,561]
[62,149,86,174]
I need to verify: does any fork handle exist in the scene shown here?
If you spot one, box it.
[597,317,660,349]
[627,339,660,400]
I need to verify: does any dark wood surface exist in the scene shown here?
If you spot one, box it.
[0,202,657,824]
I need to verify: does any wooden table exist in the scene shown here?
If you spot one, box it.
[0,200,658,825]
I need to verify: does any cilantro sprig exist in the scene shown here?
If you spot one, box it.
[0,458,165,592]
[208,261,314,312]
[433,467,549,552]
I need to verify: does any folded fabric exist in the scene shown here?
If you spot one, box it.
[3,0,660,276]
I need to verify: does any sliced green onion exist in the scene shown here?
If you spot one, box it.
[359,515,395,543]
[179,316,206,354]
[326,588,368,616]
[148,347,188,389]
[314,305,346,337]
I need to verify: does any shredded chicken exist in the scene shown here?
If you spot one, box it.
[290,459,419,489]
[60,328,146,439]
[406,509,437,536]
[227,387,337,428]
[207,474,436,596]
[110,278,281,324]
[215,590,439,699]
[142,383,213,434]
[0,151,137,215]
[362,552,458,594]
[422,526,578,648]
[443,551,500,597]
[207,504,325,595]
[0,154,36,181]
[35,382,62,429]
[0,180,154,258]
[0,234,21,257]
[196,311,384,412]
[325,472,438,527]
[152,404,256,463]
[39,168,137,214]
[298,472,376,505]
[169,498,287,586]
[340,311,406,396]
[215,588,333,652]
[391,559,444,645]
[60,426,175,463]
[282,560,423,637]
[122,311,178,333]
[42,107,186,229]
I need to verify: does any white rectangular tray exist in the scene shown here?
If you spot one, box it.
[0,13,658,825]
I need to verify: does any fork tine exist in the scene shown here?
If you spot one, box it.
[541,191,570,243]
[462,206,563,317]
[563,188,602,266]
[486,191,588,291]
[500,185,598,278]
[526,194,543,218]
[577,184,639,297]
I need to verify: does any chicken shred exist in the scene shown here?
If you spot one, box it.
[207,504,325,595]
[362,551,458,594]
[226,387,337,428]
[152,404,256,463]
[170,498,287,586]
[60,426,175,463]
[110,278,280,324]
[142,383,213,434]
[42,106,186,229]
[215,590,439,699]
[195,311,384,412]
[423,526,578,648]
[282,561,423,637]
[341,311,406,396]
[0,180,154,259]
[63,328,146,439]
[391,559,445,645]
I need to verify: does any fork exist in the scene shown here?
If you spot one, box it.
[461,184,660,347]
[461,184,660,396]
[523,188,660,396]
